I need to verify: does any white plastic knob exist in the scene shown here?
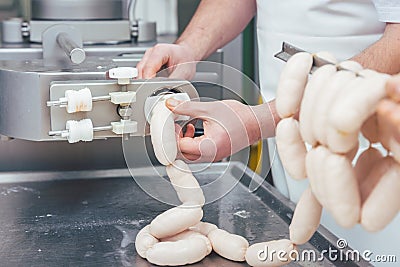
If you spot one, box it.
[64,88,93,113]
[108,67,138,85]
[64,119,94,143]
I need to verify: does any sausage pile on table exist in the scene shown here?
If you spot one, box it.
[276,52,400,237]
[136,100,296,266]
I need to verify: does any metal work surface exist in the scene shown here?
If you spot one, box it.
[0,162,364,266]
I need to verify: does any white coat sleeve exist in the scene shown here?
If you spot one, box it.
[371,0,400,22]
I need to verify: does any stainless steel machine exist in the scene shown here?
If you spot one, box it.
[0,0,223,171]
[0,2,367,266]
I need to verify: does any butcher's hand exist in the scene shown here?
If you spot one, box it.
[377,75,400,142]
[136,44,197,80]
[165,98,274,162]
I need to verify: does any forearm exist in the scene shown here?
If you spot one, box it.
[249,100,280,143]
[352,23,400,74]
[176,0,256,61]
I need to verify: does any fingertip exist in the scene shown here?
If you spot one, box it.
[166,98,182,109]
[184,124,196,138]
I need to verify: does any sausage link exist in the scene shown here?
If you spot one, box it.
[276,118,307,180]
[150,101,178,165]
[289,187,322,245]
[166,160,205,206]
[276,52,313,118]
[150,204,203,239]
[208,229,249,262]
[361,156,400,232]
[245,239,296,267]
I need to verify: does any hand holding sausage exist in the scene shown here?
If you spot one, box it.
[165,98,264,162]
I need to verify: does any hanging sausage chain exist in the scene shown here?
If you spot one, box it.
[276,52,400,235]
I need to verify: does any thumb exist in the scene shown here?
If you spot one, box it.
[166,98,209,118]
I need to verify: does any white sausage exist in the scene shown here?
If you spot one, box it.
[312,70,356,145]
[337,60,363,72]
[166,160,205,206]
[299,65,337,146]
[276,118,307,180]
[305,146,330,206]
[329,74,389,134]
[146,235,210,266]
[358,68,382,78]
[276,52,313,118]
[245,239,296,267]
[161,229,203,241]
[208,229,249,262]
[315,51,337,64]
[289,187,322,245]
[149,204,203,239]
[135,225,159,258]
[324,76,363,154]
[161,230,212,255]
[361,156,400,232]
[189,221,218,236]
[323,151,361,228]
[326,128,359,154]
[150,101,178,165]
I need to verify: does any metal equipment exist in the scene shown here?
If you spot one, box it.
[0,0,222,172]
[275,42,368,76]
[2,0,157,44]
[0,55,198,142]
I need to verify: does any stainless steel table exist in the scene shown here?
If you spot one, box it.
[0,162,367,266]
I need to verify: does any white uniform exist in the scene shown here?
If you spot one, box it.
[255,1,400,264]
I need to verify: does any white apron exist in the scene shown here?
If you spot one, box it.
[255,1,399,263]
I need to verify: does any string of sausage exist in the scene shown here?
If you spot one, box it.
[276,51,400,242]
[136,101,252,266]
[137,99,297,266]
[135,51,400,266]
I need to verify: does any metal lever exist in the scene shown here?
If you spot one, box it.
[274,42,366,77]
[42,25,85,66]
[47,95,111,107]
[49,125,113,137]
[49,119,137,140]
[56,33,86,64]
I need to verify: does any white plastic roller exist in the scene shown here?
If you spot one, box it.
[63,119,94,143]
[64,88,93,113]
